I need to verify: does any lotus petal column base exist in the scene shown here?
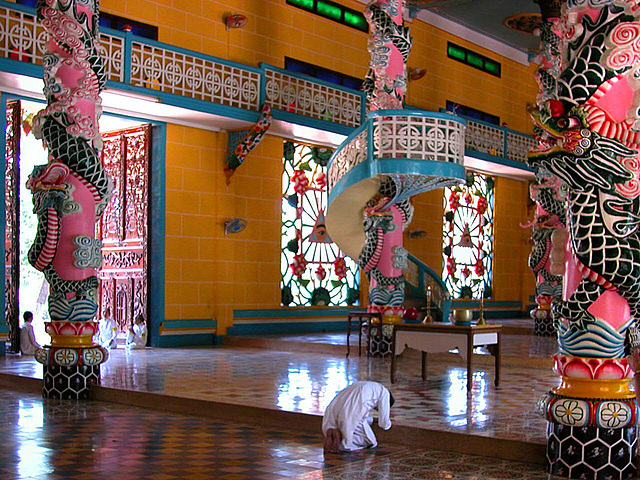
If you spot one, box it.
[42,365,100,399]
[547,422,637,479]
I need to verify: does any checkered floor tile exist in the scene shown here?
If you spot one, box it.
[0,330,560,445]
[0,388,551,480]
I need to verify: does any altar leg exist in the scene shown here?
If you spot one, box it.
[487,338,502,386]
[390,328,397,383]
[421,351,427,380]
[466,334,474,389]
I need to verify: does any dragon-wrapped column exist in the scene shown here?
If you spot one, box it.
[359,0,413,354]
[30,0,112,399]
[526,178,565,336]
[529,1,640,478]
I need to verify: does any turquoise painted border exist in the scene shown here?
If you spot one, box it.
[368,109,466,125]
[234,308,362,319]
[149,123,166,347]
[0,0,34,14]
[161,319,217,329]
[0,95,7,333]
[328,158,466,205]
[227,320,351,336]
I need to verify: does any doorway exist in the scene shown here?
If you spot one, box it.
[3,99,150,351]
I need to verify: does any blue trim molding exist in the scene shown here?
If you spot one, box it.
[0,96,7,338]
[148,123,166,347]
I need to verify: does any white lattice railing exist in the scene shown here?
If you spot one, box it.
[0,4,124,82]
[507,130,536,162]
[464,119,505,157]
[130,41,261,110]
[328,111,466,193]
[0,1,538,164]
[372,114,465,163]
[264,67,363,128]
[328,127,368,190]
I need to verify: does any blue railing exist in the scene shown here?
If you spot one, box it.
[450,112,536,168]
[0,0,364,135]
[405,253,451,322]
[327,109,467,206]
[0,0,535,163]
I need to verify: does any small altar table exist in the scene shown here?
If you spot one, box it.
[390,323,502,388]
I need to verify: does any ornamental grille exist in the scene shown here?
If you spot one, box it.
[464,120,504,157]
[130,41,261,110]
[372,115,465,162]
[281,141,359,307]
[265,68,362,128]
[0,6,124,82]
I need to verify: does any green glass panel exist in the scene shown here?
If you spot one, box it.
[344,11,367,30]
[467,53,483,68]
[287,0,314,10]
[317,1,341,20]
[447,44,465,61]
[484,60,500,76]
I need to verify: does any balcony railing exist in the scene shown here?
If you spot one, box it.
[0,0,535,162]
[456,113,536,165]
[328,110,466,195]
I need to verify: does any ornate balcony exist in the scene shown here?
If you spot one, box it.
[0,0,535,165]
[326,110,466,259]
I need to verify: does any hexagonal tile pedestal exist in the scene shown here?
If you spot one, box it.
[547,422,637,479]
[43,365,100,399]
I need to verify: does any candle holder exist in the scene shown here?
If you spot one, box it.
[477,294,487,326]
[423,285,433,323]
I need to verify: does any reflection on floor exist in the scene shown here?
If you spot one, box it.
[0,388,551,480]
[0,329,560,446]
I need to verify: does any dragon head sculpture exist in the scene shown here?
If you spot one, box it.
[527,100,637,194]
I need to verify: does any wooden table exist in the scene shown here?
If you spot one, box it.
[390,323,502,389]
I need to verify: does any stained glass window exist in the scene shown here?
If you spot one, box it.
[280,141,359,306]
[442,171,494,299]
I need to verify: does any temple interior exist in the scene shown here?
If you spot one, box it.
[1,0,638,479]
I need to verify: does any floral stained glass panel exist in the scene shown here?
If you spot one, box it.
[442,171,494,299]
[280,141,359,306]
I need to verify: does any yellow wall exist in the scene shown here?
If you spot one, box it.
[493,177,536,306]
[97,0,539,327]
[100,0,537,132]
[165,126,283,333]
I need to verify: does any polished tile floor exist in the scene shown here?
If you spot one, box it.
[0,388,552,480]
[0,330,561,444]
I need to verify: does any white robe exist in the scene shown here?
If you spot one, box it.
[20,322,40,355]
[96,317,118,349]
[125,323,147,349]
[322,381,392,451]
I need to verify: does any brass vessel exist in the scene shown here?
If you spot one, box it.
[452,308,473,325]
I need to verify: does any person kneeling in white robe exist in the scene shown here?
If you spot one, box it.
[322,381,394,453]
[95,308,118,349]
[20,311,41,355]
[125,314,147,350]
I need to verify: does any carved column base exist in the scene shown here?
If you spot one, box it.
[532,306,556,336]
[36,343,108,399]
[547,422,637,479]
[42,364,100,399]
[369,324,394,357]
